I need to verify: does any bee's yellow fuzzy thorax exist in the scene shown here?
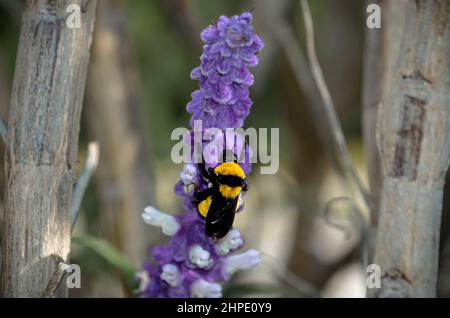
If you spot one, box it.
[214,162,246,179]
[219,185,242,199]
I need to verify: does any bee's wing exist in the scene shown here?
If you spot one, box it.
[205,194,238,239]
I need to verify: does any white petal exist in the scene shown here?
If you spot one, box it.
[216,229,243,255]
[224,249,261,275]
[191,279,222,298]
[142,206,180,236]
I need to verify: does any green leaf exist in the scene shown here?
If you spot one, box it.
[72,235,137,290]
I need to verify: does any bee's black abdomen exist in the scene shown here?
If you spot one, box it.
[205,190,238,239]
[205,212,235,239]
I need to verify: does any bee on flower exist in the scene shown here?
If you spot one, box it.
[138,12,263,298]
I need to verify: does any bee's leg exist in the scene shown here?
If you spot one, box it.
[199,162,210,180]
[207,167,217,183]
[192,187,214,204]
[242,180,249,192]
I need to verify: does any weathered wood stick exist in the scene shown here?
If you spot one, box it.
[372,0,450,297]
[362,0,408,222]
[0,0,96,297]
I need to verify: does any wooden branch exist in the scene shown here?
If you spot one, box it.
[41,261,69,298]
[71,141,100,230]
[273,21,327,144]
[362,0,408,263]
[362,0,408,223]
[372,0,450,297]
[300,0,373,215]
[0,0,97,297]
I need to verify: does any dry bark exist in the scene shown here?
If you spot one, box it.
[362,0,408,221]
[0,0,96,297]
[372,0,450,297]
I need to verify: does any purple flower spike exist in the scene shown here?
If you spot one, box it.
[139,12,263,298]
[187,12,263,129]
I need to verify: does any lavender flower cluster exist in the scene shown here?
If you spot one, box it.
[137,12,263,298]
[188,12,263,129]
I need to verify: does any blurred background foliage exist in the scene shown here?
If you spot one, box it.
[0,0,368,297]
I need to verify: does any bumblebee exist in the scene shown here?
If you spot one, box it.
[193,151,248,239]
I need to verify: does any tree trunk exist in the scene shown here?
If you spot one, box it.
[0,52,10,268]
[85,0,158,270]
[0,0,96,297]
[362,0,407,222]
[372,0,450,297]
